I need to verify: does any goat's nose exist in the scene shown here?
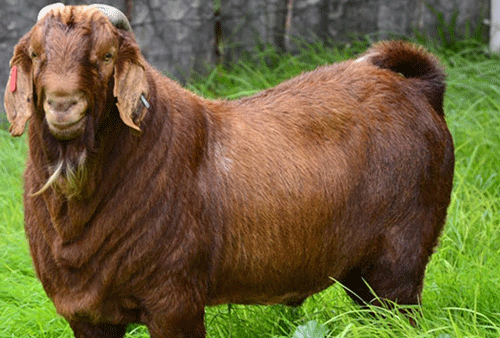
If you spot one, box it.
[44,91,88,140]
[46,96,78,113]
[43,91,88,126]
[43,91,87,116]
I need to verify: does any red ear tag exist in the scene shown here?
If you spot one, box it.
[9,66,17,93]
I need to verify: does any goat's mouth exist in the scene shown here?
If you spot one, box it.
[43,91,89,140]
[47,115,87,140]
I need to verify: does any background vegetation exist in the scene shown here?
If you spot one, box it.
[1,38,499,337]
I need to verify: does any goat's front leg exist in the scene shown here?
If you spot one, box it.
[69,321,127,338]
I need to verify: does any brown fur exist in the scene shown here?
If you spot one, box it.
[4,5,454,337]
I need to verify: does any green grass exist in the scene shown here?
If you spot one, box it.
[1,41,500,337]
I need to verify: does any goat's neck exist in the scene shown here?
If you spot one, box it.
[30,70,209,268]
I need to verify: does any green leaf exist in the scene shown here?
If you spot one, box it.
[292,320,328,338]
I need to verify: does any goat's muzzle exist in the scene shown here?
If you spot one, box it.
[43,91,88,140]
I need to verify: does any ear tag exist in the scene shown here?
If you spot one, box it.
[9,66,17,93]
[140,94,151,109]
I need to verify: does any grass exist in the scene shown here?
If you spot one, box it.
[1,40,500,337]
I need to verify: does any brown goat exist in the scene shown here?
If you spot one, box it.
[4,4,454,337]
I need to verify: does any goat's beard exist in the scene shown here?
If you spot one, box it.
[33,136,90,198]
[36,149,88,198]
[33,105,100,198]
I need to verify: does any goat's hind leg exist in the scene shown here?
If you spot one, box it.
[341,210,440,315]
[341,257,426,307]
[340,240,430,325]
[340,265,423,326]
[69,321,127,338]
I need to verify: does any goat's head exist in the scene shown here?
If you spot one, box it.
[4,3,149,139]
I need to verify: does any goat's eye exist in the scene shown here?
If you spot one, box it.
[30,50,38,59]
[103,52,113,62]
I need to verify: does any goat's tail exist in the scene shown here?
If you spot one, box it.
[360,40,446,116]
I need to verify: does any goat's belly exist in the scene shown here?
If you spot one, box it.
[207,290,320,306]
[207,257,346,306]
[208,276,334,306]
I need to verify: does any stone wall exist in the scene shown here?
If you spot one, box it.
[221,0,489,53]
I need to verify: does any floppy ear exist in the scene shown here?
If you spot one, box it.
[4,61,34,137]
[113,60,149,131]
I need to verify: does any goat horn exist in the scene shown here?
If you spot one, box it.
[90,4,132,31]
[37,2,64,21]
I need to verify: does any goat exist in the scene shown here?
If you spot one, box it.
[4,3,454,337]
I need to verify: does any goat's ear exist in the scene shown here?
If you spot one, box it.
[113,61,149,131]
[4,61,34,137]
